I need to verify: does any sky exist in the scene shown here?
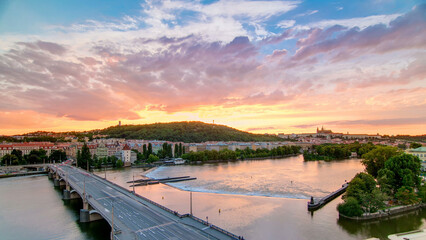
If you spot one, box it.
[0,0,425,136]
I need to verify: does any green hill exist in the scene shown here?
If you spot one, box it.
[95,121,282,143]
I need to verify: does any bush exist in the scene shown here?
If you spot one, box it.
[395,186,420,205]
[146,154,159,163]
[417,185,426,203]
[337,197,363,217]
[116,159,124,168]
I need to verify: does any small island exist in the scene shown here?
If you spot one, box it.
[337,146,424,220]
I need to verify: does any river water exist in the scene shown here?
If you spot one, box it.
[1,156,425,240]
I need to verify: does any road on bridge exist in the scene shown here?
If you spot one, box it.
[55,165,234,240]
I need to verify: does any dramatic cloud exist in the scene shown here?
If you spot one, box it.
[293,117,426,128]
[300,14,401,30]
[0,2,425,134]
[293,5,426,61]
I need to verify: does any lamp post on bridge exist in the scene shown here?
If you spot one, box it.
[132,173,135,194]
[190,191,193,215]
[83,175,86,200]
[111,200,115,240]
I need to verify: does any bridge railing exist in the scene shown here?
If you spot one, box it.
[52,165,241,240]
[89,169,241,239]
[190,215,241,239]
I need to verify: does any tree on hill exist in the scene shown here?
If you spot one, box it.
[97,121,283,142]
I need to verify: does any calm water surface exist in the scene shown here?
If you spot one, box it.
[1,156,425,240]
[0,174,110,240]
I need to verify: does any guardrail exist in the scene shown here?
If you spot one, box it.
[90,169,241,239]
[50,165,241,240]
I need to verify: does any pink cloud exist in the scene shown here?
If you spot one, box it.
[0,4,424,130]
[266,49,288,60]
[17,40,67,55]
[293,4,426,61]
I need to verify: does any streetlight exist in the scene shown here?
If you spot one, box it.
[111,200,115,240]
[83,175,86,200]
[132,172,135,194]
[190,191,193,215]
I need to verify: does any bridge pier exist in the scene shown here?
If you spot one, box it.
[53,179,66,187]
[48,172,54,179]
[63,189,80,200]
[80,202,103,222]
[53,178,60,187]
[80,209,103,222]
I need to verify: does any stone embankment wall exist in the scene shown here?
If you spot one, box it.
[339,203,426,221]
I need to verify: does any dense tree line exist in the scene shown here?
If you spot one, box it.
[1,149,66,165]
[181,145,301,163]
[338,146,422,217]
[98,121,283,143]
[182,149,238,163]
[93,156,123,169]
[387,135,426,143]
[77,143,123,170]
[304,142,376,161]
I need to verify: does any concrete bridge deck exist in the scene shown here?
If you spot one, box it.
[49,165,239,240]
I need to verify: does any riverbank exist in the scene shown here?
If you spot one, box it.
[0,171,47,179]
[339,203,426,221]
[188,153,300,165]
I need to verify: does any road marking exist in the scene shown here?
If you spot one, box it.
[96,195,121,200]
[135,222,175,233]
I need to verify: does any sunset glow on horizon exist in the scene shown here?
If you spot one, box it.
[0,0,425,136]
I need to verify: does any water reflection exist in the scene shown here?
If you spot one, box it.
[147,156,363,199]
[0,175,110,240]
[337,209,426,240]
[3,157,424,240]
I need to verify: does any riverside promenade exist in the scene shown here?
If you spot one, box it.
[49,164,240,240]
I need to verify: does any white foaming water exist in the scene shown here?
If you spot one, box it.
[146,156,363,199]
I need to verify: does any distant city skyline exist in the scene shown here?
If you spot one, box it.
[0,0,425,135]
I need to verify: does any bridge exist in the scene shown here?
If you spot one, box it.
[48,164,240,240]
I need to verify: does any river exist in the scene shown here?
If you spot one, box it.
[1,156,425,240]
